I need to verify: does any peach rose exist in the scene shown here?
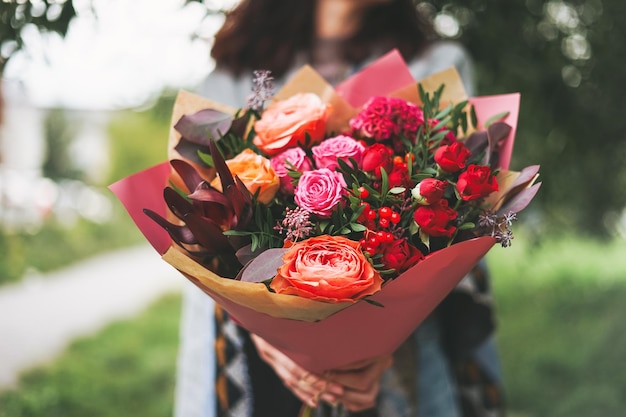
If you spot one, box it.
[210,149,279,204]
[270,235,384,303]
[253,93,329,156]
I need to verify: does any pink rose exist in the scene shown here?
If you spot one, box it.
[253,93,329,156]
[270,147,312,194]
[294,168,346,217]
[312,135,364,171]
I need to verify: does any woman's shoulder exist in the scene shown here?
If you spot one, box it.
[407,40,476,95]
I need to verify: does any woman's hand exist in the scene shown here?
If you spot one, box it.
[251,334,344,407]
[251,334,392,411]
[326,355,393,412]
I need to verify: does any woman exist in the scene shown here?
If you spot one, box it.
[174,1,503,416]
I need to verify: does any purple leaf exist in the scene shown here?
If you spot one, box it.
[173,138,208,166]
[487,122,511,169]
[174,108,233,145]
[464,131,488,157]
[235,243,265,266]
[183,211,235,256]
[171,159,206,193]
[143,209,198,245]
[498,182,542,215]
[188,183,231,206]
[209,139,236,191]
[236,247,288,283]
[163,187,194,220]
[508,165,540,190]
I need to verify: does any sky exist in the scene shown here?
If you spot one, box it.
[4,0,231,110]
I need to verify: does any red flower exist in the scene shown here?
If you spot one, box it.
[413,199,457,237]
[380,238,424,273]
[387,164,412,189]
[456,164,498,201]
[434,142,471,173]
[362,143,394,178]
[411,178,448,205]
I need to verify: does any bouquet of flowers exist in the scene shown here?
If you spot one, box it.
[110,50,540,372]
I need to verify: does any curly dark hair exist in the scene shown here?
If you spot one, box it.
[211,0,434,78]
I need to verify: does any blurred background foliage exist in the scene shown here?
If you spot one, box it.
[1,1,625,417]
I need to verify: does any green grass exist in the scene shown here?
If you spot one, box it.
[0,294,181,417]
[2,234,625,417]
[487,234,626,417]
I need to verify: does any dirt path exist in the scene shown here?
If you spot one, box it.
[0,244,182,390]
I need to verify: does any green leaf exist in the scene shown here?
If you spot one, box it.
[485,111,510,128]
[197,151,214,167]
[389,186,406,194]
[431,118,451,132]
[434,104,453,120]
[419,229,430,249]
[470,106,478,128]
[364,299,385,308]
[458,222,476,230]
[349,223,367,232]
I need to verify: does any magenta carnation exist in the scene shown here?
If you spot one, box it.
[349,96,424,143]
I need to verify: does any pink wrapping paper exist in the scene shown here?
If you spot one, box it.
[109,51,522,372]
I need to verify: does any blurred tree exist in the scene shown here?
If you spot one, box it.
[0,0,79,74]
[425,0,626,237]
[0,1,81,166]
[42,107,82,180]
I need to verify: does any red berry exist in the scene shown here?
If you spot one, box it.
[390,212,401,224]
[368,236,380,248]
[379,218,390,228]
[358,186,369,199]
[379,207,392,219]
[366,209,377,220]
[384,232,394,242]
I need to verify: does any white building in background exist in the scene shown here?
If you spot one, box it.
[0,79,46,174]
[0,78,113,231]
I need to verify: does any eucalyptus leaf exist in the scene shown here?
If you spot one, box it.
[236,248,288,283]
[174,108,233,145]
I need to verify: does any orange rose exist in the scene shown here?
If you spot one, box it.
[210,149,279,204]
[270,235,383,303]
[253,93,329,156]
